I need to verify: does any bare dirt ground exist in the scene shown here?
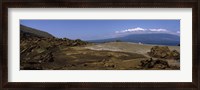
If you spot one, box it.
[46,46,147,70]
[84,42,180,69]
[85,42,179,56]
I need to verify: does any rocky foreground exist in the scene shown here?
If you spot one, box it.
[21,34,180,70]
[20,33,88,70]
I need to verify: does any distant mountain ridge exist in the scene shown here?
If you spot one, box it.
[20,25,54,38]
[88,33,180,46]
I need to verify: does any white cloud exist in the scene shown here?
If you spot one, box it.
[115,27,147,33]
[128,27,147,31]
[149,29,167,32]
[115,27,168,34]
[113,27,180,38]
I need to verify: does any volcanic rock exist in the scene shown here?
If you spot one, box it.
[148,46,180,60]
[139,58,170,69]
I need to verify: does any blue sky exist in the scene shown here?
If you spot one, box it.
[20,20,180,40]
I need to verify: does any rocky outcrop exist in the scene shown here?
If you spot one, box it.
[171,50,180,60]
[148,46,180,60]
[20,30,88,70]
[71,39,88,46]
[138,58,170,69]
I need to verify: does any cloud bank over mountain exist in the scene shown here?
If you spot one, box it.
[115,27,180,36]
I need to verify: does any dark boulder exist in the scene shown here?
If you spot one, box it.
[170,50,180,60]
[148,46,180,60]
[139,58,170,69]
